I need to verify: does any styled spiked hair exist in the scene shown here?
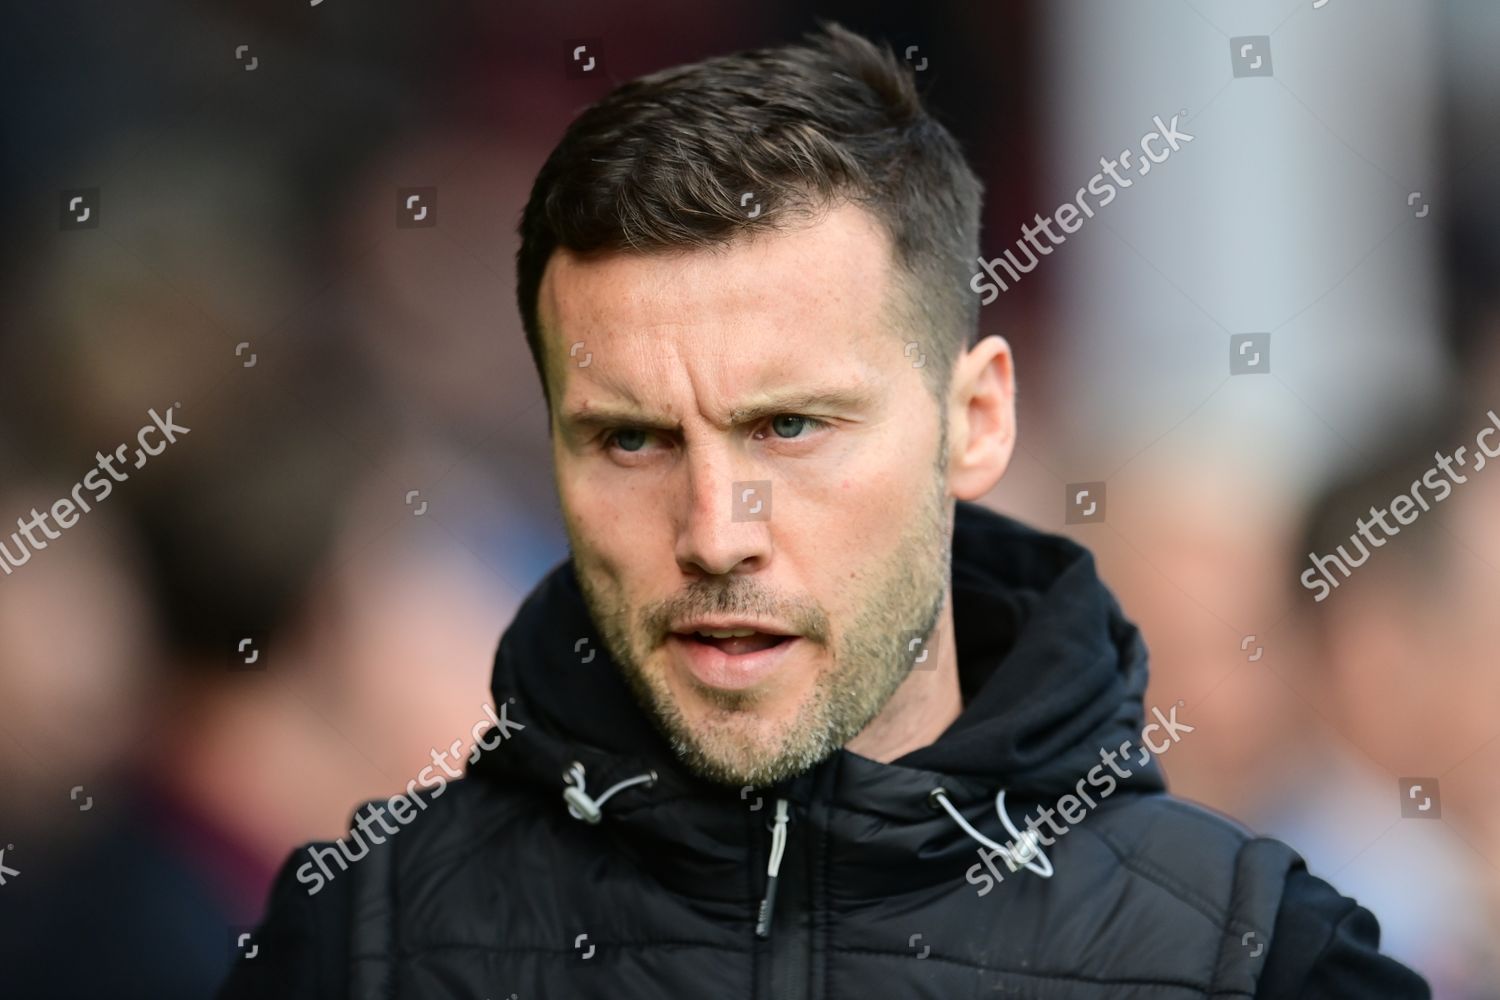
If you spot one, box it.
[516,22,984,409]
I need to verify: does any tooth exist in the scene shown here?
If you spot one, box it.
[696,628,758,638]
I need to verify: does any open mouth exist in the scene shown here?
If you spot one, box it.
[665,628,803,691]
[677,629,794,656]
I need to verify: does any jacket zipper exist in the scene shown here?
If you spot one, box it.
[753,796,811,1000]
[755,799,790,938]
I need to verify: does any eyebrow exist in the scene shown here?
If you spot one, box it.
[559,384,877,434]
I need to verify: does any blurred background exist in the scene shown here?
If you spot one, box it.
[0,0,1496,996]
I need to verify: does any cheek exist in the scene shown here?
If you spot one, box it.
[791,423,919,508]
[561,478,671,592]
[558,456,627,535]
[805,444,930,541]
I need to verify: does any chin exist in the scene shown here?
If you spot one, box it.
[672,701,834,787]
[623,644,837,786]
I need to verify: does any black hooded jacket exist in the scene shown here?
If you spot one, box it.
[220,502,1430,998]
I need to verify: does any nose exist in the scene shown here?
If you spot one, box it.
[674,445,771,577]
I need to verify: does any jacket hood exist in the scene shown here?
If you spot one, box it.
[471,500,1163,822]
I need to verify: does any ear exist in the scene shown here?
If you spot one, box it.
[946,335,1017,501]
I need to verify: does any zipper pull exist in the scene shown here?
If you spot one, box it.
[755,798,790,939]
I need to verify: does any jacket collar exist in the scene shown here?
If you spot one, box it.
[473,501,1161,818]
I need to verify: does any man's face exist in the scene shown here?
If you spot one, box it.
[539,203,953,786]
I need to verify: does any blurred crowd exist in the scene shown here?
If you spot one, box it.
[0,1,1495,997]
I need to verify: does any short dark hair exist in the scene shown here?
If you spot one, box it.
[516,22,984,412]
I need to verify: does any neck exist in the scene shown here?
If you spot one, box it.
[844,591,962,763]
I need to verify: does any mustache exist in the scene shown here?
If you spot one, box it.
[643,581,828,644]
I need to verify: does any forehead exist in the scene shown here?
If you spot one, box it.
[536,202,901,376]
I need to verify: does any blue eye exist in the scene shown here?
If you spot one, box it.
[770,415,817,438]
[608,429,649,452]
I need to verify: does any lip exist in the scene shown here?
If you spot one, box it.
[670,618,796,636]
[665,632,803,692]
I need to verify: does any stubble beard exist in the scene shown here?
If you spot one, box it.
[572,424,953,787]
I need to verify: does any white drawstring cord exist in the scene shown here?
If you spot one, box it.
[755,799,790,938]
[562,761,657,824]
[929,787,1054,879]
